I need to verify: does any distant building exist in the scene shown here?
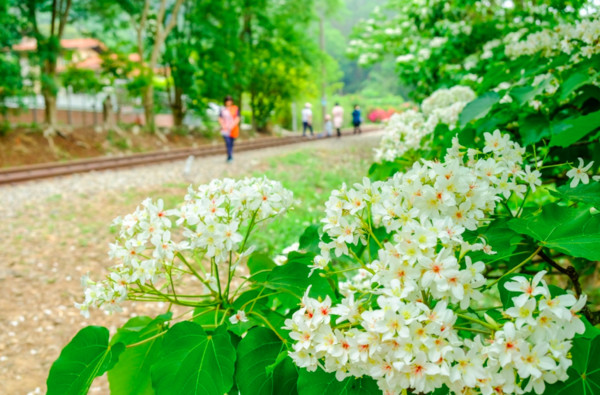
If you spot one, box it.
[13,37,107,78]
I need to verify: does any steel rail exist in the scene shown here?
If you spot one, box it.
[0,127,378,185]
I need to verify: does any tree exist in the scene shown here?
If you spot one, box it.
[242,0,318,131]
[117,0,184,131]
[18,0,73,129]
[162,0,240,128]
[0,0,23,116]
[348,0,590,99]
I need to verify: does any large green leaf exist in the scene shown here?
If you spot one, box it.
[459,91,500,127]
[299,224,322,254]
[151,322,236,395]
[266,260,335,304]
[297,368,380,395]
[463,218,523,264]
[545,333,600,394]
[519,114,551,146]
[108,313,172,395]
[235,327,298,395]
[553,182,600,207]
[550,110,600,147]
[560,71,591,101]
[47,326,125,395]
[248,252,276,282]
[368,161,403,182]
[510,84,544,105]
[508,204,600,261]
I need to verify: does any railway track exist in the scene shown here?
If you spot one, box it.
[0,128,378,185]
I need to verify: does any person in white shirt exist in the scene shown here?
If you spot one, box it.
[332,102,344,138]
[301,103,313,137]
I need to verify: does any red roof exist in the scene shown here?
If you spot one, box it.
[13,38,107,52]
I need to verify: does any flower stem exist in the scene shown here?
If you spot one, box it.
[486,246,543,290]
[456,313,497,331]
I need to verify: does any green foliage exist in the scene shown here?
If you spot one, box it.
[151,322,236,395]
[235,327,298,395]
[61,67,103,94]
[108,314,172,395]
[545,333,600,394]
[47,326,125,395]
[297,368,380,394]
[458,92,500,127]
[508,204,600,262]
[553,182,600,206]
[266,258,336,301]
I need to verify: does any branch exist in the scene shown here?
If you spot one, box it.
[539,251,578,294]
[136,0,151,58]
[539,250,598,325]
[25,0,41,38]
[50,0,58,36]
[155,0,168,38]
[163,0,185,39]
[57,0,73,38]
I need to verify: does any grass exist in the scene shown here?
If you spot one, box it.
[248,145,372,254]
[105,143,375,255]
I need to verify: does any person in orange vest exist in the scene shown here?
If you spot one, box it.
[219,95,240,162]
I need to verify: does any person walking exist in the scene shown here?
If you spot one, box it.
[352,104,362,134]
[332,102,344,137]
[301,103,313,137]
[219,95,240,162]
[324,114,333,137]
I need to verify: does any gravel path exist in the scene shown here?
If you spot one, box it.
[0,133,382,218]
[0,132,381,394]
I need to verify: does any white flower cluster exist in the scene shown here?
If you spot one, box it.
[76,177,293,317]
[421,85,476,124]
[374,86,476,162]
[505,17,600,60]
[286,132,585,394]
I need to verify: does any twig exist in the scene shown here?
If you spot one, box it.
[538,250,598,325]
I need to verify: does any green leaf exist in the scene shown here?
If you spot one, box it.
[550,110,600,147]
[545,333,600,394]
[510,84,544,105]
[368,161,402,181]
[463,218,523,264]
[297,368,379,395]
[248,252,276,282]
[235,327,298,395]
[287,251,317,266]
[47,326,125,395]
[508,204,600,261]
[519,114,551,146]
[553,182,600,207]
[459,91,500,127]
[192,306,225,327]
[151,322,236,395]
[108,313,171,395]
[560,72,591,101]
[266,260,335,304]
[299,224,321,254]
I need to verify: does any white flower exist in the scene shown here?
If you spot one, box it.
[566,157,594,188]
[229,310,248,324]
[523,165,542,191]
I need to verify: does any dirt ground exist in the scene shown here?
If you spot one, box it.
[0,133,381,394]
[0,124,263,168]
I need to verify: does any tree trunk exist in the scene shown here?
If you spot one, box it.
[41,57,58,126]
[42,91,57,126]
[171,86,185,127]
[143,84,154,131]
